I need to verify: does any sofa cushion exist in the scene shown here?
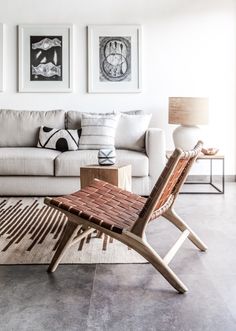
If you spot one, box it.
[0,109,65,147]
[37,126,80,152]
[66,110,143,129]
[66,110,147,152]
[115,113,152,152]
[79,113,119,150]
[0,148,61,176]
[66,111,115,129]
[55,149,149,177]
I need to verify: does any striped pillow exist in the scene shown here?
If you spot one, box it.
[79,113,119,150]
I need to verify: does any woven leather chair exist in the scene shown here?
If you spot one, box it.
[45,141,207,293]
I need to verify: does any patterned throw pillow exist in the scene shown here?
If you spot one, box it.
[37,126,80,152]
[79,113,120,150]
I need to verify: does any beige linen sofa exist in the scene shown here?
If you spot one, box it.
[0,109,165,196]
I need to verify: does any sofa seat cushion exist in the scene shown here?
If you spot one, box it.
[55,149,149,177]
[0,148,61,176]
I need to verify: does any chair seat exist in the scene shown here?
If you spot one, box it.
[47,179,147,234]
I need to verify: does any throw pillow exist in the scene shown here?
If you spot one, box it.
[115,113,152,152]
[37,126,80,152]
[79,113,119,150]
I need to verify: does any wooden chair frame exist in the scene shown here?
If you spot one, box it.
[45,141,207,293]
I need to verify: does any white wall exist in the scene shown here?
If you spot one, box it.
[0,0,235,174]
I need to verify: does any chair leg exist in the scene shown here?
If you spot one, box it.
[125,233,188,293]
[48,220,81,273]
[163,208,208,251]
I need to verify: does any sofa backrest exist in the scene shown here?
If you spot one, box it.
[66,110,143,130]
[66,110,150,152]
[0,109,65,147]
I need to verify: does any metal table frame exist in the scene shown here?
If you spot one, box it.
[182,157,225,194]
[166,152,225,194]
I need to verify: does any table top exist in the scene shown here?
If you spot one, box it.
[166,151,224,159]
[80,164,131,170]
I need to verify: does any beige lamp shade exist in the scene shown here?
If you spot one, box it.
[169,97,208,125]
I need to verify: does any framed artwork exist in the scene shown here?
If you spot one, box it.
[0,23,4,92]
[88,25,142,93]
[18,24,73,92]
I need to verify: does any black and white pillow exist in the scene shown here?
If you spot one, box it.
[37,126,81,152]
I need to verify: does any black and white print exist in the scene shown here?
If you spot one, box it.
[30,36,63,81]
[99,36,131,82]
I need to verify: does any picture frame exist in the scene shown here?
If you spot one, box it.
[88,25,142,93]
[18,24,73,93]
[0,23,4,92]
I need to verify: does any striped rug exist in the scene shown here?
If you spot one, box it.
[0,198,145,264]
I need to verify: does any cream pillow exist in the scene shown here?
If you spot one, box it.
[79,113,120,150]
[115,113,152,151]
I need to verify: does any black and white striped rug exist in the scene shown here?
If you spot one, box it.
[0,198,145,264]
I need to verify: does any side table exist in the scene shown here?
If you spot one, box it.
[166,151,225,194]
[80,164,132,191]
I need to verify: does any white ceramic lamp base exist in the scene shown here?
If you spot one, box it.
[173,125,201,151]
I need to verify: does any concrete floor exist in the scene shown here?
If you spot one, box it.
[0,183,236,331]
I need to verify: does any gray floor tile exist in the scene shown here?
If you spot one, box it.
[0,265,96,331]
[87,264,236,331]
[211,275,236,320]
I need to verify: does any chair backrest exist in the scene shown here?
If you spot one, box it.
[131,141,203,236]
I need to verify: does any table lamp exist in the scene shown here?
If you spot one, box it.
[168,97,208,150]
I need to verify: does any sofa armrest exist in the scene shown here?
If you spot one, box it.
[145,128,166,189]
